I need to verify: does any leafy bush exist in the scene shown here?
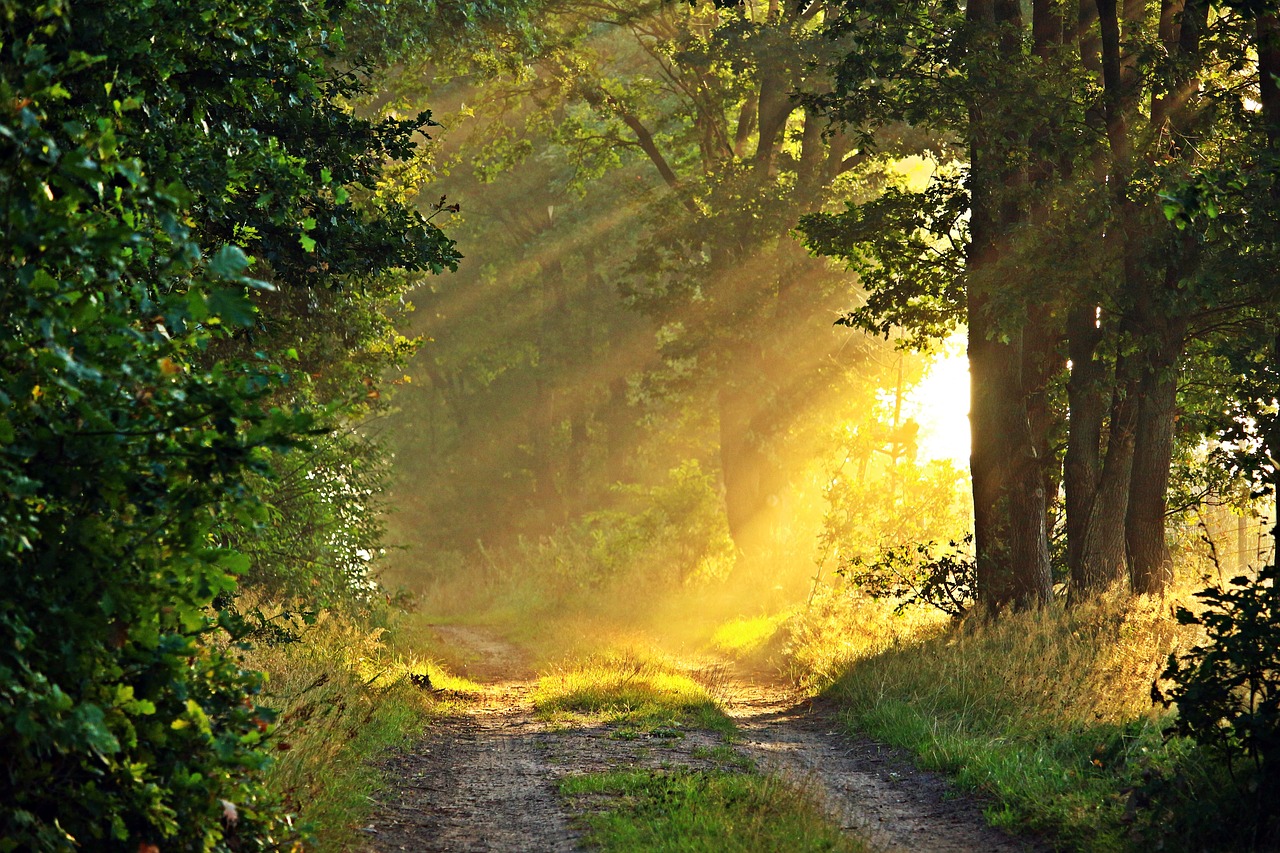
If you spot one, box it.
[227,430,394,609]
[580,460,737,589]
[1157,561,1280,843]
[839,535,976,618]
[0,1,454,848]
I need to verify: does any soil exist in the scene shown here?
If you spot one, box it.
[357,627,1048,852]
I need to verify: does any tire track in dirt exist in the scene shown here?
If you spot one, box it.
[359,627,1046,852]
[722,683,1044,852]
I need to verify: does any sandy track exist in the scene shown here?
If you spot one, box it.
[726,688,1043,852]
[358,628,1045,852]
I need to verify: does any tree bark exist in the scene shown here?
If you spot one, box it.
[967,0,1053,612]
[1126,310,1185,594]
[1065,303,1105,587]
[1076,335,1138,593]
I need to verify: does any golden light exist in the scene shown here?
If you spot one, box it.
[902,331,970,467]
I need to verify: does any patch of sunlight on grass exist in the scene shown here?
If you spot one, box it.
[782,582,949,690]
[560,769,867,852]
[535,651,735,739]
[417,660,483,694]
[709,611,792,659]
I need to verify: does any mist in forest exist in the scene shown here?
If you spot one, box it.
[373,62,977,646]
[370,0,1278,655]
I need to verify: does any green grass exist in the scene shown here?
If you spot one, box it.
[708,611,792,662]
[247,611,471,850]
[535,652,736,739]
[560,769,867,852]
[690,744,756,771]
[814,592,1254,851]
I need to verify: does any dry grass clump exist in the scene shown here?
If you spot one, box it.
[781,580,949,688]
[804,582,1219,850]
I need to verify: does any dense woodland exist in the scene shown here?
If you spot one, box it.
[3,0,1280,850]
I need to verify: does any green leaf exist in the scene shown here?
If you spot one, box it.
[206,288,256,327]
[209,244,250,280]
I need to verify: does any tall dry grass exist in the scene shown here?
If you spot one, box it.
[788,581,1247,850]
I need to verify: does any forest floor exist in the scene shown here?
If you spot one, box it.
[355,625,1046,852]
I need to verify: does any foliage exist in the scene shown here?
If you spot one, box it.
[839,536,975,619]
[801,169,969,348]
[579,460,737,589]
[377,0,898,567]
[226,429,395,609]
[1157,562,1280,843]
[0,0,455,848]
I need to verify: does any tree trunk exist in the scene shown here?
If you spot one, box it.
[1076,322,1139,594]
[1024,304,1064,556]
[1065,302,1106,587]
[1126,315,1185,594]
[1116,0,1206,595]
[966,0,1053,612]
[754,63,793,171]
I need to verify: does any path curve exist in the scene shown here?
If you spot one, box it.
[358,626,1046,852]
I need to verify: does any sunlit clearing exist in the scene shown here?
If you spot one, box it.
[534,652,734,737]
[903,331,970,466]
[710,612,791,658]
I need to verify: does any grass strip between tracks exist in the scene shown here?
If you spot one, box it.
[560,769,867,852]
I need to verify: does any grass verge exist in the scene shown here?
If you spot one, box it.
[809,588,1252,851]
[242,610,475,850]
[560,769,866,852]
[535,651,736,739]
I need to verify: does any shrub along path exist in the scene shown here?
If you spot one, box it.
[356,628,1044,852]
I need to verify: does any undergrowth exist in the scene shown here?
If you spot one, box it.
[560,769,866,852]
[240,609,474,850]
[800,586,1256,851]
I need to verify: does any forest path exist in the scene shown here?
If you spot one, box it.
[358,626,1044,852]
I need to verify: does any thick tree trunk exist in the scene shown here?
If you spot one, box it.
[967,0,1053,612]
[1076,0,1152,597]
[1065,303,1105,586]
[1126,316,1185,594]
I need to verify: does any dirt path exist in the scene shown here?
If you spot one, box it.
[358,628,1046,852]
